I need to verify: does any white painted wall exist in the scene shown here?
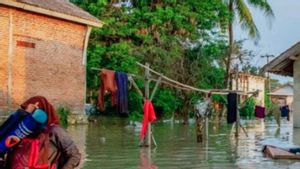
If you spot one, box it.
[293,59,300,127]
[232,75,265,106]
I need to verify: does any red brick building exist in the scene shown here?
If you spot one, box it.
[0,0,102,115]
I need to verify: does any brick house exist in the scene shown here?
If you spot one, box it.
[0,0,102,115]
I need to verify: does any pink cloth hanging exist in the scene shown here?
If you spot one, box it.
[255,105,265,119]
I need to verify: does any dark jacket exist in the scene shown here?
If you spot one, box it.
[7,125,81,169]
[49,126,81,169]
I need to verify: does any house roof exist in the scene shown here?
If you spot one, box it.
[269,84,293,96]
[261,42,300,77]
[0,0,103,27]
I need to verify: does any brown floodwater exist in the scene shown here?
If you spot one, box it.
[67,117,300,169]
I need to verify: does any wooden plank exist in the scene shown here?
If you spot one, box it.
[264,146,300,160]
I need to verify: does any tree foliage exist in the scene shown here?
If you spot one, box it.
[71,0,235,121]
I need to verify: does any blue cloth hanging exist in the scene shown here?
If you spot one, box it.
[227,92,237,124]
[115,72,129,115]
[280,105,290,119]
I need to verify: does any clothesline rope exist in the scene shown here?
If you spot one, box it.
[136,62,259,96]
[91,65,259,96]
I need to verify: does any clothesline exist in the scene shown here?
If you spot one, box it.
[91,65,260,96]
[91,63,255,146]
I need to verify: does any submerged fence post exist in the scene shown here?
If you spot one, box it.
[196,115,203,142]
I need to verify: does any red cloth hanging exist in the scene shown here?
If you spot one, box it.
[140,100,156,141]
[98,69,118,111]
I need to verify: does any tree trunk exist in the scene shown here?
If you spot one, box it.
[225,0,234,89]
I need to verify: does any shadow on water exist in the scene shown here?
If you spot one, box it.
[67,117,300,169]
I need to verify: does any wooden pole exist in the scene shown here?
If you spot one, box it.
[145,63,151,147]
[196,115,203,142]
[136,62,254,95]
[137,62,209,93]
[205,94,209,141]
[128,76,144,98]
[205,115,208,140]
[150,77,161,101]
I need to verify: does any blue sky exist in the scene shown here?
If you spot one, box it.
[234,0,297,83]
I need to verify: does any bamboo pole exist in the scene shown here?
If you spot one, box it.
[150,77,161,101]
[128,76,144,98]
[136,62,209,93]
[136,62,257,96]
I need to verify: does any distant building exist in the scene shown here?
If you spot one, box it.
[269,84,293,108]
[0,0,102,116]
[262,42,300,127]
[231,73,266,106]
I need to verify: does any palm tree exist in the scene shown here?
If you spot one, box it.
[225,0,274,88]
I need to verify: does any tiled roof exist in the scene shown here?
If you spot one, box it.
[16,0,100,23]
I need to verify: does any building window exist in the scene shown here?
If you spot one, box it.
[16,41,35,48]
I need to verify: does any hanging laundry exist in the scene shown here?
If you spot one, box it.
[115,72,129,115]
[255,106,265,119]
[98,69,118,111]
[227,92,237,124]
[280,105,290,120]
[140,100,156,141]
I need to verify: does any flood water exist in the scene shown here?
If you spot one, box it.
[67,117,300,169]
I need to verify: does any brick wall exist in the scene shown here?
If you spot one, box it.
[0,7,87,114]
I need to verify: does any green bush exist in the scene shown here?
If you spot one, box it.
[239,97,256,118]
[56,106,70,128]
[153,88,181,119]
[128,110,143,121]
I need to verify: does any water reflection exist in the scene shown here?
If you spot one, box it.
[139,148,158,169]
[67,117,300,169]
